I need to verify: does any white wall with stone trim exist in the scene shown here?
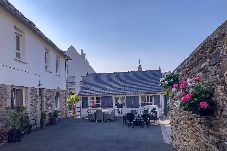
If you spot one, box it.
[0,7,67,90]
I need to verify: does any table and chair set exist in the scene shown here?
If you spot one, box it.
[87,109,115,122]
[123,109,159,128]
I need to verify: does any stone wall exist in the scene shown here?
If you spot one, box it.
[170,21,227,151]
[0,85,66,143]
[0,84,10,129]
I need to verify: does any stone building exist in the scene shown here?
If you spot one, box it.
[169,20,227,151]
[0,0,69,132]
[65,46,95,94]
[79,69,166,118]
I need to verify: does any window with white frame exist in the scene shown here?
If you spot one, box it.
[89,96,101,108]
[141,95,153,106]
[45,48,50,70]
[14,27,24,60]
[56,56,60,75]
[11,88,24,107]
[115,96,126,108]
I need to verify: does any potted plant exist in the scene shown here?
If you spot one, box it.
[40,112,47,129]
[52,110,59,125]
[67,91,79,118]
[6,106,25,143]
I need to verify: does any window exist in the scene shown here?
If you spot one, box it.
[11,88,24,107]
[126,96,139,108]
[89,96,101,108]
[153,95,161,108]
[115,96,126,108]
[56,56,60,75]
[141,95,153,106]
[45,48,50,70]
[14,27,24,60]
[101,96,113,108]
[82,97,88,108]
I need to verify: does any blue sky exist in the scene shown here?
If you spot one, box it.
[8,0,227,73]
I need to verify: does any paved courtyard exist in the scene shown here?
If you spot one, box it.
[0,118,174,151]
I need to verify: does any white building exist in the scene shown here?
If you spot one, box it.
[0,0,69,128]
[79,69,166,118]
[65,46,95,94]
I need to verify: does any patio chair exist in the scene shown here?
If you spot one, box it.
[88,113,96,122]
[133,117,144,128]
[150,111,158,125]
[142,113,150,127]
[103,110,115,122]
[126,113,135,127]
[123,114,127,124]
[96,110,103,122]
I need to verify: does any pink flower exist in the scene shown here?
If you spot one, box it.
[199,101,208,109]
[194,76,201,82]
[181,93,193,103]
[172,83,179,88]
[180,81,188,89]
[181,91,186,96]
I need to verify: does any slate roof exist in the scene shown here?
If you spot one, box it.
[79,70,163,96]
[0,0,69,59]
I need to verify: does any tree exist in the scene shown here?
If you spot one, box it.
[67,91,79,118]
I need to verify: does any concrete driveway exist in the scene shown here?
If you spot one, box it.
[0,118,175,151]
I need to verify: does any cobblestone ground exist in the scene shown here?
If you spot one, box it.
[0,118,175,151]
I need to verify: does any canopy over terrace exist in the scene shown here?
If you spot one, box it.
[78,70,165,117]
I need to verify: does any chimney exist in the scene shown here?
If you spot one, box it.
[138,59,142,71]
[81,49,86,60]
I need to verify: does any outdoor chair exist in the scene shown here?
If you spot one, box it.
[103,110,115,122]
[142,113,150,127]
[95,110,103,122]
[133,117,144,128]
[126,113,135,127]
[143,110,149,114]
[123,114,127,124]
[88,113,96,121]
[150,111,158,125]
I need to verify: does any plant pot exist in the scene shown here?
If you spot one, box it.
[52,117,58,125]
[8,129,22,143]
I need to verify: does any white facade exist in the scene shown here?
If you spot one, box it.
[80,93,165,118]
[66,46,95,93]
[0,7,68,90]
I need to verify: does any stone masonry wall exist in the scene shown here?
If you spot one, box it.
[170,21,227,151]
[0,85,66,143]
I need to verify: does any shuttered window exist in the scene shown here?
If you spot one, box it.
[101,96,113,108]
[82,97,88,108]
[126,96,139,108]
[154,95,161,108]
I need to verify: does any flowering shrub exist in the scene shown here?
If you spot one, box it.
[160,73,179,96]
[162,73,214,115]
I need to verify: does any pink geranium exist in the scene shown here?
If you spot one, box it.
[172,83,179,88]
[181,91,186,96]
[181,93,193,103]
[199,101,208,109]
[194,76,201,82]
[180,81,188,89]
